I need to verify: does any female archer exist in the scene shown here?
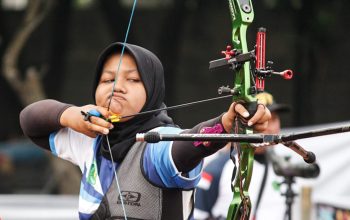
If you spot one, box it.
[20,42,270,220]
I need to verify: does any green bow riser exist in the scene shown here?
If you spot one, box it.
[227,0,256,219]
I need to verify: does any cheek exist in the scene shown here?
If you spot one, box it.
[134,87,147,110]
[95,86,105,105]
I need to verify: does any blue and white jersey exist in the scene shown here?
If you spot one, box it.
[49,126,203,219]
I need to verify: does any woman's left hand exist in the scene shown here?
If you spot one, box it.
[222,102,271,133]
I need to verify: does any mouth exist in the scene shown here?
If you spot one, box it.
[105,96,125,114]
[112,96,126,101]
[108,93,126,102]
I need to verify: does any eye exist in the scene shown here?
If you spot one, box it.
[127,78,141,83]
[102,79,114,84]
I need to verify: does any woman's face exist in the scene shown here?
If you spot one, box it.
[95,53,146,120]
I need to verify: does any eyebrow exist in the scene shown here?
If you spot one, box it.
[103,68,138,75]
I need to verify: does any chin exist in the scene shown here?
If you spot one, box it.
[108,107,122,115]
[107,101,122,112]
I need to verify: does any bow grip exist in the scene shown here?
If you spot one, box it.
[235,101,258,128]
[242,101,258,121]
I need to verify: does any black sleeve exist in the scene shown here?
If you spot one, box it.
[171,114,228,173]
[19,99,73,150]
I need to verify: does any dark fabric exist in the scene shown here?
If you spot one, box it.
[162,189,189,220]
[172,114,227,173]
[101,108,174,162]
[91,196,110,220]
[19,99,73,150]
[254,153,267,164]
[92,42,175,162]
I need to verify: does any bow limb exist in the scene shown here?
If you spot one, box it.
[229,0,254,102]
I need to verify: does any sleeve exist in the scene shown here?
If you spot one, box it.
[19,99,73,149]
[142,126,203,189]
[172,114,228,173]
[49,127,96,172]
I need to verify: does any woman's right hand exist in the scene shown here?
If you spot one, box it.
[60,105,114,138]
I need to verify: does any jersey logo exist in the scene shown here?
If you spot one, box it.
[87,160,97,185]
[118,191,141,206]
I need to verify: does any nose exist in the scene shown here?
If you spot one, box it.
[114,78,126,93]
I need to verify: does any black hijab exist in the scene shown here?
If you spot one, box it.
[92,42,175,162]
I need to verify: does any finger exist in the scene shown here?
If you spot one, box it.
[85,120,110,135]
[233,103,250,118]
[247,104,266,126]
[257,107,271,123]
[225,102,237,122]
[80,121,98,138]
[252,121,269,133]
[85,130,98,138]
[89,116,114,130]
[95,106,112,119]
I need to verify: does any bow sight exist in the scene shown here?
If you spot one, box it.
[209,27,293,95]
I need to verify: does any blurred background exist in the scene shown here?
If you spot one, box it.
[0,0,349,219]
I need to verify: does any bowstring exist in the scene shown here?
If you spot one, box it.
[107,1,138,112]
[105,0,138,219]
